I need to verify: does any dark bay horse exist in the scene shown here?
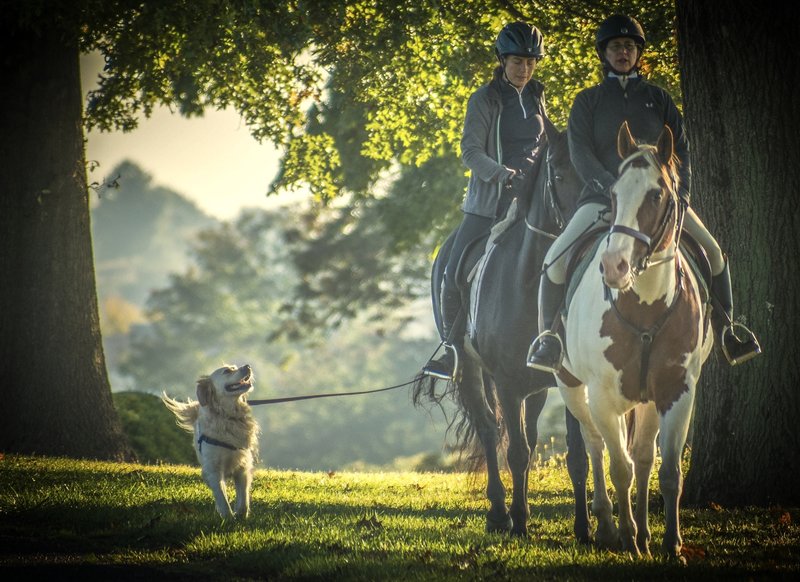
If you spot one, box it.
[557,123,713,558]
[414,123,586,538]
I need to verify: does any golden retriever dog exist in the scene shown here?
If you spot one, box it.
[162,364,259,519]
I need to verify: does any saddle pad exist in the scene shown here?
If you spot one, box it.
[563,235,605,319]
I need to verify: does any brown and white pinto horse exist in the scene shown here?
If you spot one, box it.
[558,122,713,558]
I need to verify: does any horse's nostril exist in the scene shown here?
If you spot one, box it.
[617,260,628,276]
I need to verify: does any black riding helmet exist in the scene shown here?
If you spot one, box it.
[595,14,645,57]
[495,22,545,60]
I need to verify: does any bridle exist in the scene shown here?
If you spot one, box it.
[607,148,681,276]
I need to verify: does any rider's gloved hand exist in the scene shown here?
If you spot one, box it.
[503,167,525,189]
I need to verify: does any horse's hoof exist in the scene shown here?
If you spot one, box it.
[486,512,513,533]
[510,525,528,538]
[575,531,592,545]
[594,524,620,550]
[574,523,592,544]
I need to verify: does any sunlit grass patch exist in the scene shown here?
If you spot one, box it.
[1,454,797,580]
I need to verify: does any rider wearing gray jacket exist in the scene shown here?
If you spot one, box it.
[460,75,546,217]
[423,22,547,381]
[526,14,760,372]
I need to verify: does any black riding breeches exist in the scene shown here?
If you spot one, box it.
[444,212,493,285]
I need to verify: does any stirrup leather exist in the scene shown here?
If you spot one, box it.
[526,331,564,372]
[720,323,762,366]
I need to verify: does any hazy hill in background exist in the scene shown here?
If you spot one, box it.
[92,161,218,308]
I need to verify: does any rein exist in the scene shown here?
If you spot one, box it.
[247,377,419,406]
[525,219,559,240]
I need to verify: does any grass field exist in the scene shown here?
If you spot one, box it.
[0,454,797,580]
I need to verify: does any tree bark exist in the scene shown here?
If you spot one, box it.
[677,0,800,506]
[0,17,133,459]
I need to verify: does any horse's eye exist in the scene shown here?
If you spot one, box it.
[554,174,563,182]
[649,188,662,203]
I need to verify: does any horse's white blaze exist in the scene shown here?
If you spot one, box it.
[602,160,659,291]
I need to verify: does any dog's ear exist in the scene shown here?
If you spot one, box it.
[196,377,213,406]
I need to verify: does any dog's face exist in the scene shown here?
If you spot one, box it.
[196,364,254,408]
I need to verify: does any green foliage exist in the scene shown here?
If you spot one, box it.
[2,455,797,579]
[112,391,197,465]
[80,0,320,142]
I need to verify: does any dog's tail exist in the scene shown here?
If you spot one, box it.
[161,392,200,433]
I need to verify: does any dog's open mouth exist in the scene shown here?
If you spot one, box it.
[225,371,253,393]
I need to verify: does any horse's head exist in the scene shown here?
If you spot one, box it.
[601,122,680,291]
[545,122,583,231]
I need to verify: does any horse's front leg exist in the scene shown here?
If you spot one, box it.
[590,397,639,556]
[460,361,511,533]
[490,376,543,537]
[523,387,549,531]
[628,403,660,557]
[658,391,695,560]
[560,385,616,548]
[564,404,591,544]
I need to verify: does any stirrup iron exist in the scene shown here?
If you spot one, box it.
[720,323,761,366]
[423,344,460,382]
[526,331,564,373]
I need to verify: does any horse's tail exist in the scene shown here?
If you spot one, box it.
[411,370,506,474]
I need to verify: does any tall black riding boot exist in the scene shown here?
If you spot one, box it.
[710,259,761,365]
[423,283,465,381]
[526,276,566,373]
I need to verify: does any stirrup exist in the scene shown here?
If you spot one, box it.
[720,323,762,366]
[422,344,460,382]
[526,331,564,373]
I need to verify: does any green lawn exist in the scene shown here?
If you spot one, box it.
[0,455,796,580]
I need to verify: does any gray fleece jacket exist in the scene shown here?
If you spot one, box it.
[460,70,545,217]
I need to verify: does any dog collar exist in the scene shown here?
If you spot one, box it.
[198,434,244,452]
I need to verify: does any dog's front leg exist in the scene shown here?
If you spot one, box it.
[233,467,252,518]
[203,469,233,518]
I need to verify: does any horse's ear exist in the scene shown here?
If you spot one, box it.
[196,378,212,406]
[656,125,675,165]
[617,121,638,159]
[543,116,558,143]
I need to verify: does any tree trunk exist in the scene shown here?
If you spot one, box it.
[677,0,800,506]
[0,18,133,460]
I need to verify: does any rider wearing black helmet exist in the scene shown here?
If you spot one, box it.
[423,22,549,381]
[526,15,760,373]
[594,14,646,68]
